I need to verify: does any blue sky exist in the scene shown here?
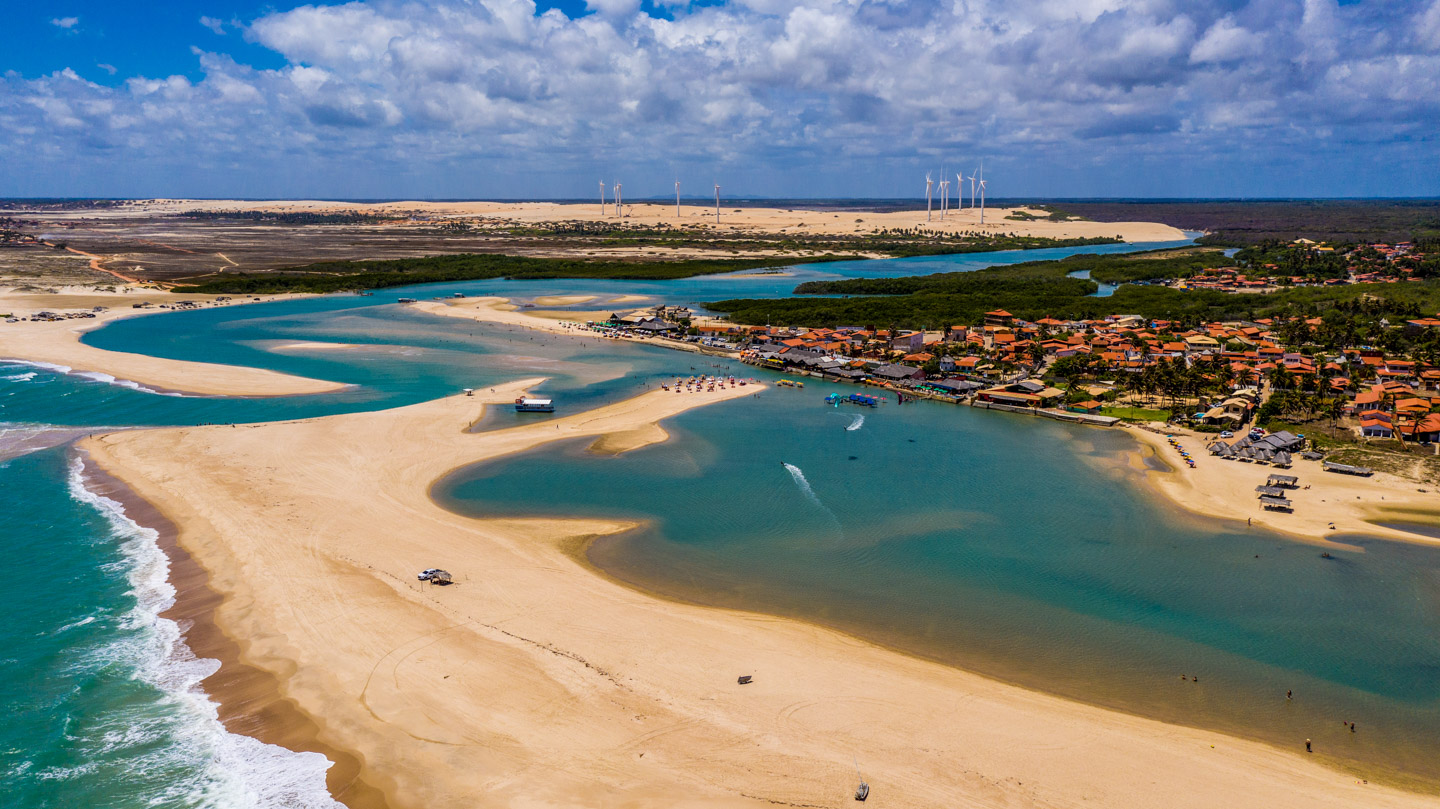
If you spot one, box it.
[2,0,1437,199]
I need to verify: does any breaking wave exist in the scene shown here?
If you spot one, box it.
[3,360,186,396]
[63,455,343,809]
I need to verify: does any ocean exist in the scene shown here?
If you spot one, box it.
[5,240,1439,806]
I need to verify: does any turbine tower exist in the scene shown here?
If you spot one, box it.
[979,170,987,225]
[957,173,965,210]
[714,183,721,224]
[969,169,978,210]
[925,172,934,222]
[675,179,681,218]
[939,178,949,219]
[615,181,622,217]
[599,180,606,215]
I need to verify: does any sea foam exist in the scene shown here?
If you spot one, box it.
[5,360,185,396]
[66,455,343,809]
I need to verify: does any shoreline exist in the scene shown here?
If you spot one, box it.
[1120,423,1440,546]
[0,286,348,397]
[76,454,390,809]
[81,383,1440,809]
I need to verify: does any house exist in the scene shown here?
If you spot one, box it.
[890,331,924,353]
[1067,400,1104,414]
[929,378,985,395]
[1359,412,1394,438]
[984,310,1015,327]
[869,363,925,382]
[1399,413,1440,443]
[977,382,1064,407]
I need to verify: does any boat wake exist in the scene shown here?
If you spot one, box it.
[64,455,343,809]
[846,414,865,431]
[782,462,843,535]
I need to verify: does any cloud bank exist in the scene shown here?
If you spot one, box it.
[3,0,1437,197]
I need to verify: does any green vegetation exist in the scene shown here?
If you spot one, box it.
[1005,206,1082,223]
[788,248,1229,294]
[1100,406,1171,422]
[174,253,858,295]
[709,247,1440,332]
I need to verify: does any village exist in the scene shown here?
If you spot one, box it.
[588,299,1440,465]
[1180,239,1433,291]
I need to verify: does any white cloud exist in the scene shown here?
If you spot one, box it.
[50,16,79,30]
[1190,16,1264,64]
[4,0,1438,196]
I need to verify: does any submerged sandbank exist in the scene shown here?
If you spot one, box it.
[83,381,1436,809]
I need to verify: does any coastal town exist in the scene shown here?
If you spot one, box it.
[591,299,1440,448]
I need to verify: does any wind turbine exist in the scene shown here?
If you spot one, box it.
[957,173,965,210]
[599,180,606,215]
[979,167,987,225]
[714,183,721,224]
[925,172,934,222]
[615,181,622,217]
[969,168,978,211]
[939,178,949,219]
[675,179,681,218]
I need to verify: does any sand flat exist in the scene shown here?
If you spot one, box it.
[0,288,348,397]
[84,382,1438,809]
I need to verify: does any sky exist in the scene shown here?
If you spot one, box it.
[1,0,1437,200]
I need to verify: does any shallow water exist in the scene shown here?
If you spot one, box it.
[4,243,1440,804]
[435,381,1440,788]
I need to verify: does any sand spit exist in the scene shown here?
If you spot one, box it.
[84,381,1437,809]
[412,296,593,337]
[1124,425,1440,545]
[0,287,347,397]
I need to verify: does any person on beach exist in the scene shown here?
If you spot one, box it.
[1287,690,1292,700]
[1306,739,1312,752]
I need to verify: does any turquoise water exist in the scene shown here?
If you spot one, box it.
[4,241,1440,806]
[436,389,1440,784]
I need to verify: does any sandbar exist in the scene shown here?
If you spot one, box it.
[0,287,348,397]
[85,382,1437,809]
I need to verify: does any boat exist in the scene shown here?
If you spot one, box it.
[515,397,555,413]
[397,297,418,303]
[854,759,869,801]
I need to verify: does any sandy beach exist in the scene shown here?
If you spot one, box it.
[0,287,347,397]
[63,198,1188,244]
[83,380,1440,809]
[1123,425,1440,545]
[412,297,590,337]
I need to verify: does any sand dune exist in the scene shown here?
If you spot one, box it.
[0,288,347,397]
[110,198,1188,243]
[85,383,1436,809]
